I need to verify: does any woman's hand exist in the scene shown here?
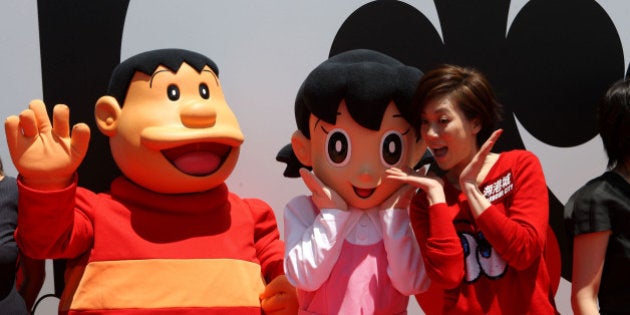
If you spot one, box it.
[459,129,503,190]
[379,183,416,211]
[459,129,503,218]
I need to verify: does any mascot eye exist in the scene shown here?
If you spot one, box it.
[380,131,403,166]
[167,84,180,101]
[326,129,351,166]
[199,83,210,99]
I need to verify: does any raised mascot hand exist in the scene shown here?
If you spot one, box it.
[4,100,90,190]
[299,168,348,211]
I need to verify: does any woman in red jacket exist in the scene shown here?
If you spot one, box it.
[388,64,558,314]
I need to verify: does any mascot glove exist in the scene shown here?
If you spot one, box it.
[260,275,298,315]
[5,100,90,190]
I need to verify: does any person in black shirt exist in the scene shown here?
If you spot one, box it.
[565,78,630,315]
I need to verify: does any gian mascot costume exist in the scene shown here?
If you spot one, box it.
[6,49,297,315]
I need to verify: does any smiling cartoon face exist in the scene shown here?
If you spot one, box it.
[95,62,243,194]
[294,101,424,210]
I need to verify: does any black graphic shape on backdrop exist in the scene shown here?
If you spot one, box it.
[37,0,130,297]
[330,0,624,281]
[329,1,444,74]
[503,1,623,147]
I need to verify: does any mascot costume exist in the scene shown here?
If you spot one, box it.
[6,48,297,315]
[277,49,431,314]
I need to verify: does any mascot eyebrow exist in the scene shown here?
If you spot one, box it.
[107,48,219,105]
[148,68,219,88]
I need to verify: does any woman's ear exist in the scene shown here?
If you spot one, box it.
[291,130,312,167]
[94,96,122,137]
[471,117,482,135]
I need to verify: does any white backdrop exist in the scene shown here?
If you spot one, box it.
[2,1,629,314]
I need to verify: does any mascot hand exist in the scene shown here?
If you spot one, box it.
[299,168,347,211]
[5,100,90,189]
[260,275,298,315]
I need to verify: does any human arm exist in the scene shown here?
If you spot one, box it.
[377,185,430,294]
[459,129,502,219]
[456,129,547,269]
[244,198,297,315]
[5,101,93,259]
[247,198,285,282]
[283,195,359,291]
[283,168,358,291]
[386,168,463,288]
[16,254,45,310]
[0,186,19,297]
[0,176,43,311]
[571,231,609,315]
[409,194,464,288]
[15,181,94,259]
[472,154,549,269]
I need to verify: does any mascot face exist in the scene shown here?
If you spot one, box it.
[296,101,424,210]
[96,63,244,194]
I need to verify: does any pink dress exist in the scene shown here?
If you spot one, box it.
[284,196,430,314]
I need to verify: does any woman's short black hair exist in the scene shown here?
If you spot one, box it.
[597,78,630,168]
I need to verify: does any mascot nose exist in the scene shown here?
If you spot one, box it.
[180,101,217,128]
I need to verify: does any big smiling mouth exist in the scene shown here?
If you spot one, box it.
[353,186,376,199]
[162,142,231,176]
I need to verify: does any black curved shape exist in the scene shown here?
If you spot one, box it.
[37,0,130,297]
[503,0,623,147]
[330,1,444,72]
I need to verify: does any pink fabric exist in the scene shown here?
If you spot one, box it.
[298,240,407,315]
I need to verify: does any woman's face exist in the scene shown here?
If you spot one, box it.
[420,97,480,177]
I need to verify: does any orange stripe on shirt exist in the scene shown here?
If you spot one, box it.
[65,259,265,311]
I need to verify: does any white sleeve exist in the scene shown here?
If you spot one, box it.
[283,196,360,291]
[379,207,431,295]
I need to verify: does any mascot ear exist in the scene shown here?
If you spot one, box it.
[94,96,121,137]
[291,130,312,167]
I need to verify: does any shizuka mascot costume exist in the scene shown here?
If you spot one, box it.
[277,49,431,314]
[6,48,297,315]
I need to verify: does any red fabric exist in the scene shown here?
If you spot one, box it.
[59,307,262,315]
[15,176,284,314]
[411,150,559,314]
